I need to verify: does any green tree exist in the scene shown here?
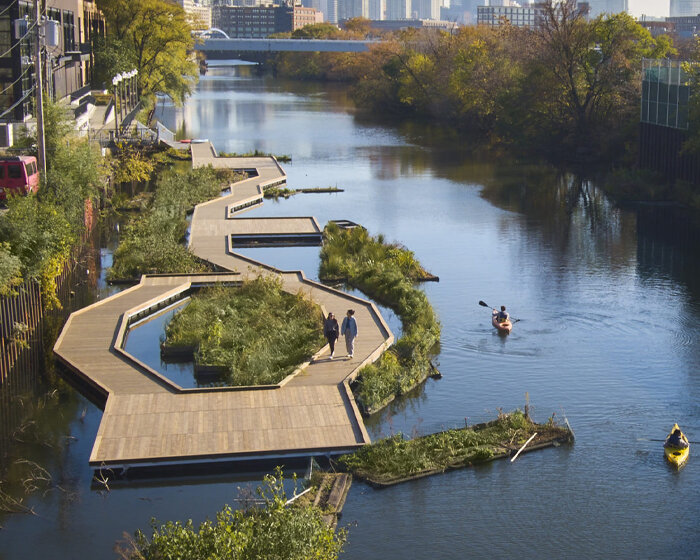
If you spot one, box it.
[96,0,198,108]
[290,23,341,39]
[530,1,675,155]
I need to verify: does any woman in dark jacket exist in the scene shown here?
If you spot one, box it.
[323,312,339,359]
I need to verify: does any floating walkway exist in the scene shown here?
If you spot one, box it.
[54,142,394,471]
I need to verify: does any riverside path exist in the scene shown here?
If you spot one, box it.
[53,142,394,471]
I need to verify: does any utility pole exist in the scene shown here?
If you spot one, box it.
[33,0,46,178]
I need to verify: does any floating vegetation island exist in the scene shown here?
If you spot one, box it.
[162,277,325,386]
[320,222,441,414]
[339,411,573,487]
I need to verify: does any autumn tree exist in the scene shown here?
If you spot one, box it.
[529,1,675,156]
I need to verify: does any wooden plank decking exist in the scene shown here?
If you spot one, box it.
[54,143,394,470]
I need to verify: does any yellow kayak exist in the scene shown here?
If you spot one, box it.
[664,423,690,468]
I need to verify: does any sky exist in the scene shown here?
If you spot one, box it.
[628,0,669,18]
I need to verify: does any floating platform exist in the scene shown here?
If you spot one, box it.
[54,143,395,474]
[229,217,323,247]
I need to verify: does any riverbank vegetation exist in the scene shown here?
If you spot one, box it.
[163,278,325,386]
[274,4,674,166]
[108,165,243,280]
[0,101,105,304]
[339,410,573,486]
[320,222,440,414]
[118,469,346,560]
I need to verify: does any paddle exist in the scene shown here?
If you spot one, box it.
[478,301,520,323]
[637,437,698,444]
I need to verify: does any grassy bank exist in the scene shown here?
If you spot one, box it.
[339,411,573,486]
[163,277,325,386]
[319,222,441,414]
[109,165,244,281]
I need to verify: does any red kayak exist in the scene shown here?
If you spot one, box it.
[492,313,512,333]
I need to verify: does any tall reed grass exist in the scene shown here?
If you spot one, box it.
[164,277,325,386]
[320,223,441,413]
[109,166,243,280]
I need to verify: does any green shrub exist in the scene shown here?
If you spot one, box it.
[123,469,346,560]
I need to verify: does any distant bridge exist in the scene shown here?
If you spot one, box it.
[196,37,376,57]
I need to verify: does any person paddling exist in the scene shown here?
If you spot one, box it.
[494,305,509,323]
[665,428,689,449]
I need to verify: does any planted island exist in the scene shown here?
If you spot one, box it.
[320,222,441,414]
[162,277,325,386]
[339,410,573,487]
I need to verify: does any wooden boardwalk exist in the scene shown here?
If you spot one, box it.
[54,143,394,470]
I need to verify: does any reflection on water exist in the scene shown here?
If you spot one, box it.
[1,64,700,559]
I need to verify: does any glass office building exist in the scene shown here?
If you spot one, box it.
[641,59,693,130]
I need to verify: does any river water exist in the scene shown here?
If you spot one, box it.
[1,63,699,558]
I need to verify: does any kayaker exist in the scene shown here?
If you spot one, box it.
[665,428,688,448]
[494,306,509,323]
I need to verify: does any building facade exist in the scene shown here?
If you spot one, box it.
[477,3,542,27]
[176,0,213,30]
[0,0,102,131]
[666,15,700,38]
[385,0,411,19]
[212,4,322,37]
[586,0,627,17]
[670,0,700,18]
[338,0,369,20]
[639,58,700,184]
[412,0,440,19]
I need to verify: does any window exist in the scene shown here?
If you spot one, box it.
[8,164,22,179]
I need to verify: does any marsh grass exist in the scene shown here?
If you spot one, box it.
[163,277,326,386]
[109,166,244,280]
[339,411,571,484]
[320,222,441,413]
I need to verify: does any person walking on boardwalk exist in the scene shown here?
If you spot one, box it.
[323,312,340,359]
[341,309,358,359]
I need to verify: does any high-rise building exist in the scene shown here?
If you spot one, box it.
[587,0,627,17]
[412,0,440,19]
[175,0,213,29]
[326,0,339,22]
[212,4,321,37]
[369,0,386,19]
[386,0,411,18]
[670,0,700,17]
[338,0,369,20]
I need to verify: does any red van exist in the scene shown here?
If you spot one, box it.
[0,156,40,201]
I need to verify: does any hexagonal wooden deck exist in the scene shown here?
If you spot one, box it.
[53,144,394,469]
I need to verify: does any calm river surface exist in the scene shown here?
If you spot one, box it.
[2,63,700,559]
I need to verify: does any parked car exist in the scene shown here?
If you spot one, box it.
[0,156,39,201]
